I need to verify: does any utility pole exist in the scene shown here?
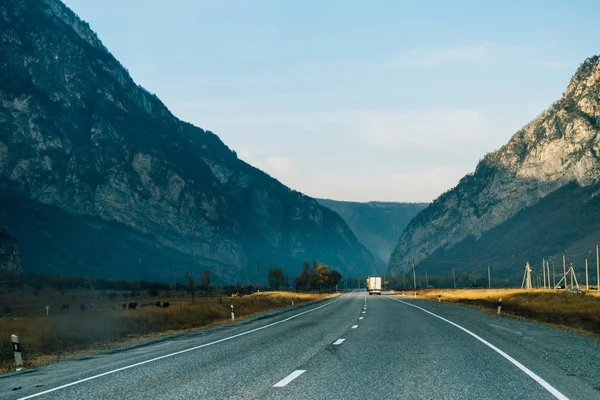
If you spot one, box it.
[570,263,574,290]
[547,261,551,290]
[563,253,567,290]
[552,258,556,288]
[357,277,360,289]
[488,264,491,289]
[256,262,260,292]
[401,274,406,288]
[452,268,456,289]
[586,259,589,291]
[173,267,177,292]
[542,258,546,289]
[412,261,416,290]
[425,269,428,288]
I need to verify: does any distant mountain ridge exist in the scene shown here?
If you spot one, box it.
[389,55,600,281]
[317,199,427,264]
[0,0,378,282]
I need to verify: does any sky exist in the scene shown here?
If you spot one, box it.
[63,0,600,202]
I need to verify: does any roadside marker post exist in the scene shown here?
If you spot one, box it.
[230,305,235,321]
[45,305,49,317]
[438,295,441,303]
[497,298,502,316]
[11,334,23,370]
[292,298,294,306]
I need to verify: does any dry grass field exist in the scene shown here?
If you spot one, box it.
[400,288,600,335]
[0,290,334,372]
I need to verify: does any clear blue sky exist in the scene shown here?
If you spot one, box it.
[63,0,600,202]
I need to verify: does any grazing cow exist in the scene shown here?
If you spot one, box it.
[59,304,69,312]
[122,303,127,310]
[155,301,161,307]
[128,302,138,310]
[80,303,86,312]
[161,302,170,308]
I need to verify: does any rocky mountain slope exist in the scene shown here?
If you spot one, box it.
[0,0,377,282]
[389,55,600,279]
[317,199,427,264]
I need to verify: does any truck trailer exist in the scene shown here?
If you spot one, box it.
[367,276,382,295]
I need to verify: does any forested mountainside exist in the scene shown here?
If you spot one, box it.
[317,199,426,264]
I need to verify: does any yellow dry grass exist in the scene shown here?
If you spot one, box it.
[402,288,600,335]
[0,291,332,373]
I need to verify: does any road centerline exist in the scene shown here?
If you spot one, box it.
[333,339,346,345]
[351,325,358,329]
[386,296,569,400]
[273,370,306,387]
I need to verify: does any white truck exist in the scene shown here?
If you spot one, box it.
[367,276,382,295]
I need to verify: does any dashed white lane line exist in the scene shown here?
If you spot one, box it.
[273,370,306,387]
[16,291,356,400]
[386,296,569,400]
[333,339,346,345]
[351,325,358,329]
[362,311,366,314]
[359,317,364,320]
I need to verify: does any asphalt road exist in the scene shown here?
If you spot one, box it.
[2,291,600,399]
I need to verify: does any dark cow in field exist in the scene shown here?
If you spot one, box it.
[127,302,138,310]
[155,301,161,307]
[122,303,127,310]
[161,302,170,308]
[59,304,69,312]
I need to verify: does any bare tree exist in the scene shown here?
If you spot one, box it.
[200,268,211,297]
[186,271,196,304]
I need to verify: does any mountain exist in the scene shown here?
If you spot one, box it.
[389,55,600,281]
[0,0,378,282]
[317,199,427,264]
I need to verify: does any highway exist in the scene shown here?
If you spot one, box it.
[2,291,600,399]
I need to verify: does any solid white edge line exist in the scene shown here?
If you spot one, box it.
[386,296,569,400]
[359,317,364,320]
[333,339,346,345]
[273,370,306,387]
[351,325,358,329]
[17,291,356,400]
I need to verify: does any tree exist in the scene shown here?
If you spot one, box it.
[295,260,312,291]
[268,267,288,290]
[200,269,211,297]
[186,272,196,304]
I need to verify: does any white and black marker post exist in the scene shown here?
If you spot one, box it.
[230,304,235,321]
[11,334,23,370]
[497,298,502,315]
[438,294,441,303]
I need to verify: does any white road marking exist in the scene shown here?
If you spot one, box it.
[386,297,569,400]
[352,325,358,329]
[16,291,356,400]
[273,370,306,387]
[489,324,522,336]
[333,339,346,345]
[359,317,364,320]
[362,311,366,314]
